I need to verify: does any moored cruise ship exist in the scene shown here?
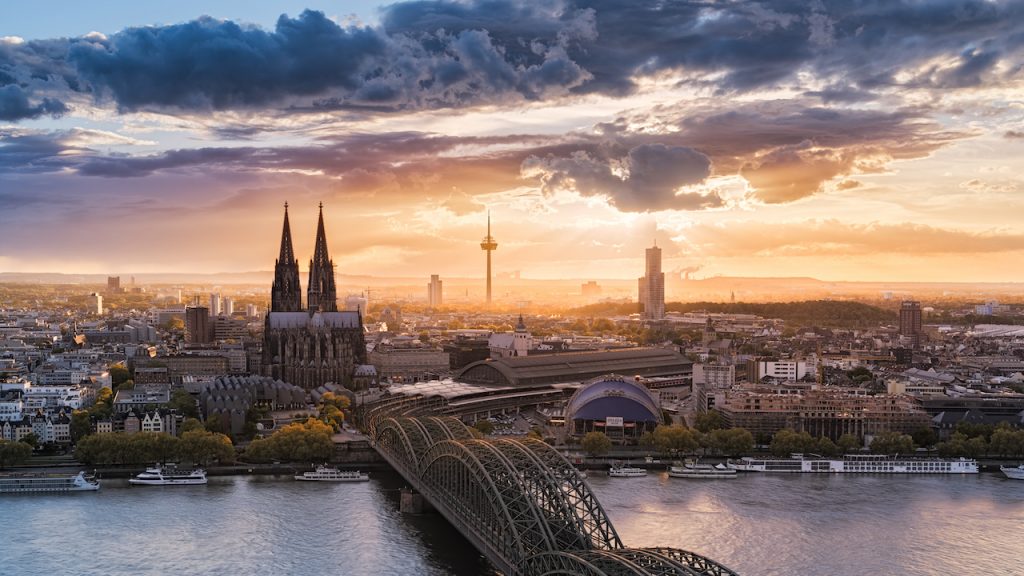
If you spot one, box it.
[295,465,369,482]
[129,465,208,486]
[668,461,737,479]
[0,471,100,493]
[728,454,978,474]
[608,465,647,477]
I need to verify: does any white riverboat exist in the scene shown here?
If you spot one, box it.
[668,461,737,479]
[728,454,978,474]
[129,465,208,486]
[295,465,369,482]
[1000,465,1024,480]
[608,465,647,477]
[0,471,100,493]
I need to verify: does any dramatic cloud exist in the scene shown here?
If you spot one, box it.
[0,1,1021,120]
[522,143,716,211]
[0,84,67,121]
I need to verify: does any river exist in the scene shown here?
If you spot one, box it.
[3,470,1023,575]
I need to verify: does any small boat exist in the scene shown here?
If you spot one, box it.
[295,465,369,482]
[608,465,647,478]
[668,461,737,479]
[1000,465,1024,480]
[129,465,207,486]
[0,471,100,493]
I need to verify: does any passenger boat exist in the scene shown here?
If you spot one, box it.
[129,465,208,486]
[294,465,369,482]
[0,471,100,493]
[1000,465,1024,480]
[608,465,647,477]
[727,454,978,474]
[668,461,737,479]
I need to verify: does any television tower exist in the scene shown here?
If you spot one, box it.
[480,211,498,305]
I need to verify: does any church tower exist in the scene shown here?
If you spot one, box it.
[306,203,338,312]
[263,203,366,391]
[271,203,302,312]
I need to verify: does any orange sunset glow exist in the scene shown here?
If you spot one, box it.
[1,2,1022,284]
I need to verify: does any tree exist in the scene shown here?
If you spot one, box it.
[694,410,726,433]
[837,434,861,454]
[181,418,204,433]
[109,364,130,388]
[163,318,185,332]
[815,437,840,457]
[638,431,656,450]
[71,410,93,441]
[989,428,1024,457]
[243,418,332,463]
[168,389,199,419]
[473,419,495,435]
[653,425,700,454]
[319,392,351,411]
[91,387,113,419]
[964,436,988,458]
[707,428,754,457]
[581,431,612,457]
[20,433,40,450]
[911,427,938,449]
[869,431,914,455]
[179,430,234,466]
[770,429,816,457]
[0,439,32,468]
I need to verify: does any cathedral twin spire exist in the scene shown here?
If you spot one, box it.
[270,203,337,313]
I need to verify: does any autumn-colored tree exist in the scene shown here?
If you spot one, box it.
[581,431,612,457]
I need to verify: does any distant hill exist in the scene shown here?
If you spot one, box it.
[569,300,897,328]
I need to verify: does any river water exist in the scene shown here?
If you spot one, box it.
[4,470,1023,575]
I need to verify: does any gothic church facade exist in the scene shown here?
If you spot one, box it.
[261,204,366,390]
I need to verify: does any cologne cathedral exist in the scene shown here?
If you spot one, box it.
[261,204,366,390]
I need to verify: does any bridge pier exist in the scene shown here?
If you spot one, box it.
[400,488,433,514]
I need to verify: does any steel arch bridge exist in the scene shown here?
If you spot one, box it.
[370,416,738,576]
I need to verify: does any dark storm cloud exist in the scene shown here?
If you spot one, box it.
[0,84,67,121]
[522,143,718,211]
[0,1,1021,120]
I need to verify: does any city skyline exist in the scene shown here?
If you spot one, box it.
[1,1,1023,282]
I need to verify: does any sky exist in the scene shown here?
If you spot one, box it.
[1,0,1023,283]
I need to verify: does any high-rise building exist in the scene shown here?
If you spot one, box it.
[106,276,121,293]
[262,203,366,390]
[427,274,443,307]
[638,244,665,319]
[185,306,212,344]
[88,293,103,315]
[222,297,234,316]
[480,212,498,305]
[246,304,258,318]
[899,300,923,347]
[209,293,221,316]
[581,281,601,301]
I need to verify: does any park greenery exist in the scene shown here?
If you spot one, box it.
[317,392,351,432]
[74,430,234,466]
[243,418,335,463]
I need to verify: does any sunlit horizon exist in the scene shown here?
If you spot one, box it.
[1,1,1022,283]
